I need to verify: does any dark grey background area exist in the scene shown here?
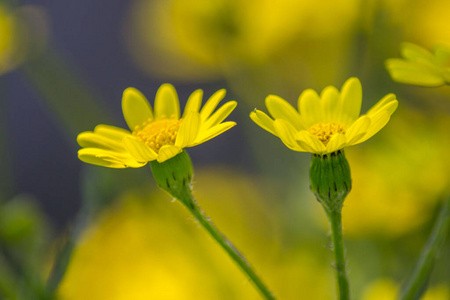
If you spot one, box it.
[3,0,252,227]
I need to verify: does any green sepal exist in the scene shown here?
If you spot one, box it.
[149,150,194,200]
[310,150,352,212]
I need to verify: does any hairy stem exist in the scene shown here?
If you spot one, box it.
[325,208,350,300]
[178,188,276,300]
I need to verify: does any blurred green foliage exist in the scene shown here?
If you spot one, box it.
[0,195,49,299]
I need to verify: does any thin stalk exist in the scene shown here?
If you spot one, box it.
[399,197,450,300]
[325,208,350,300]
[178,188,276,300]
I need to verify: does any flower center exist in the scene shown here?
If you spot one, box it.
[133,116,182,153]
[307,122,346,146]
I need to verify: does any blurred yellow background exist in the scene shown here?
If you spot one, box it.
[1,0,449,299]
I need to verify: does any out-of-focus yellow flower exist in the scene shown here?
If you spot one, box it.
[403,0,450,47]
[386,43,450,87]
[77,84,236,165]
[361,279,397,300]
[58,168,333,299]
[363,1,450,48]
[361,278,449,300]
[0,4,21,74]
[0,4,48,75]
[250,78,398,155]
[342,109,450,237]
[58,190,256,299]
[126,0,358,81]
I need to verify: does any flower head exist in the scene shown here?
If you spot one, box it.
[78,84,236,167]
[385,42,450,87]
[250,77,398,155]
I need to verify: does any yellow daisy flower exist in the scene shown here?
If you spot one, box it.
[77,84,237,166]
[385,43,450,87]
[250,77,398,155]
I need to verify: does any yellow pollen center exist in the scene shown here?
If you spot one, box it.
[307,122,346,146]
[133,116,182,153]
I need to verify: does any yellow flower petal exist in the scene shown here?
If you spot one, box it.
[296,131,326,153]
[298,89,323,127]
[78,148,145,168]
[78,151,126,168]
[385,59,445,87]
[203,101,237,130]
[339,77,362,125]
[273,119,301,151]
[386,43,450,87]
[79,85,235,169]
[123,136,157,162]
[93,124,131,140]
[370,99,398,118]
[77,132,125,152]
[366,94,397,116]
[358,111,391,144]
[345,116,370,145]
[154,83,180,119]
[199,89,226,121]
[401,42,434,63]
[122,88,153,131]
[249,110,276,136]
[357,98,397,144]
[252,77,397,154]
[175,112,201,148]
[320,86,340,122]
[182,89,203,118]
[193,121,235,146]
[157,145,182,163]
[326,133,346,153]
[435,46,450,66]
[266,95,303,130]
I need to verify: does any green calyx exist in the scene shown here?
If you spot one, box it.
[149,150,194,200]
[309,150,352,212]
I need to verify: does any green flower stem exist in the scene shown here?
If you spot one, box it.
[150,152,275,299]
[310,151,351,300]
[400,197,450,300]
[325,208,350,300]
[178,188,276,300]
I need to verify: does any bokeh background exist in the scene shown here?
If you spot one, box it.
[0,0,449,299]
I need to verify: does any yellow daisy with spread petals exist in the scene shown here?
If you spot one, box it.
[250,77,398,154]
[77,84,236,167]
